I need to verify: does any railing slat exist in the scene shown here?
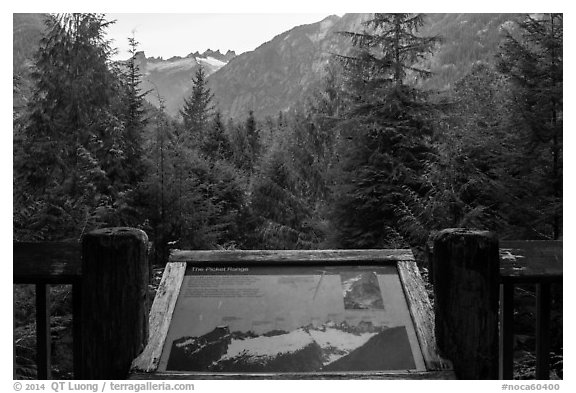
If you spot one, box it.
[499,283,515,379]
[535,282,551,379]
[35,283,51,380]
[500,241,562,283]
[14,242,81,284]
[72,280,83,379]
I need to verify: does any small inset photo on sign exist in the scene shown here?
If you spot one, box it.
[341,271,385,310]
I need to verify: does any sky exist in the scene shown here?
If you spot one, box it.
[106,14,335,61]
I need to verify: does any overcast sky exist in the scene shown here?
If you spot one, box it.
[105,14,335,60]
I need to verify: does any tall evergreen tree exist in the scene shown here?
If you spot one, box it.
[245,110,261,163]
[332,13,440,248]
[121,35,148,185]
[14,13,124,240]
[153,97,171,230]
[19,14,119,191]
[497,13,563,239]
[180,66,214,147]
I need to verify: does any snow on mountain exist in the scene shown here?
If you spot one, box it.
[197,56,227,68]
[146,57,199,73]
[308,326,377,364]
[219,325,378,365]
[138,52,229,76]
[166,321,413,372]
[222,328,313,360]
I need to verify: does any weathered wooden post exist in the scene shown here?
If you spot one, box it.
[80,227,149,379]
[430,229,500,379]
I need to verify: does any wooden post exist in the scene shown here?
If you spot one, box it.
[431,229,500,379]
[80,227,149,379]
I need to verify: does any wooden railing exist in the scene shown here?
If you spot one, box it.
[427,230,562,380]
[498,240,563,380]
[13,241,83,379]
[13,228,150,380]
[13,228,562,380]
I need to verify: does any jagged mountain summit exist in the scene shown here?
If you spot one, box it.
[135,14,367,118]
[135,49,236,114]
[188,49,237,63]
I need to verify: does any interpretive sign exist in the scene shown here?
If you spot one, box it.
[130,249,452,379]
[157,265,425,373]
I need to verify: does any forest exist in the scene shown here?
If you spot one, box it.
[13,13,562,378]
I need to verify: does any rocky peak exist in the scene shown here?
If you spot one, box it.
[203,48,220,58]
[133,50,147,66]
[221,50,237,62]
[187,49,237,63]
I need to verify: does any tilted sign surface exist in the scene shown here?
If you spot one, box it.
[158,265,426,373]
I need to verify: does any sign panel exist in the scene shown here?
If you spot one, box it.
[158,265,426,373]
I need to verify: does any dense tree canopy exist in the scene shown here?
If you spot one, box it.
[14,14,128,240]
[13,12,563,251]
[180,66,214,147]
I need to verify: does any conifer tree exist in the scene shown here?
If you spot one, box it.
[15,13,124,240]
[121,35,148,185]
[180,66,214,147]
[497,13,563,239]
[20,14,119,190]
[332,13,440,248]
[245,110,261,164]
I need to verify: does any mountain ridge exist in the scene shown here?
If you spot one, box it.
[203,13,519,120]
[165,322,414,372]
[203,13,369,120]
[13,13,521,120]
